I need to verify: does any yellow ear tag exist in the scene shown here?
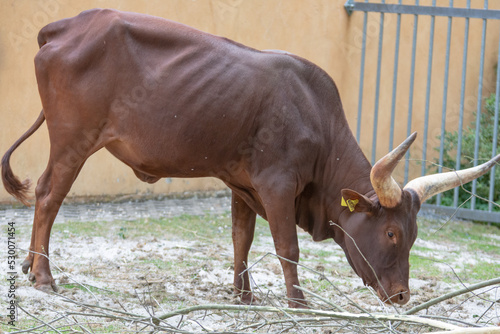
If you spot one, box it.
[341,197,359,212]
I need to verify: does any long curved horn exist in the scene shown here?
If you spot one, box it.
[404,153,500,204]
[370,132,417,208]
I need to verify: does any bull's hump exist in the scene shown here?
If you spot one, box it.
[38,9,302,76]
[75,9,213,49]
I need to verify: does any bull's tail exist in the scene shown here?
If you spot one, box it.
[2,110,46,206]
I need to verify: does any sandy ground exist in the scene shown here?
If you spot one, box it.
[1,195,499,333]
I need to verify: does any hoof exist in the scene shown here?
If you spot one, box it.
[21,260,31,274]
[34,281,58,293]
[29,271,58,293]
[288,299,308,309]
[239,293,260,305]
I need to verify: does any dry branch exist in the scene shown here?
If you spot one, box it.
[404,277,500,315]
[293,285,347,312]
[430,327,500,334]
[10,224,499,333]
[155,304,461,331]
[10,276,499,333]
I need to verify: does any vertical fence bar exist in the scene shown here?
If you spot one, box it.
[471,0,488,210]
[421,0,436,177]
[488,37,500,212]
[389,0,402,151]
[356,0,369,143]
[346,0,499,220]
[437,0,454,207]
[404,0,419,185]
[453,0,470,208]
[371,0,386,164]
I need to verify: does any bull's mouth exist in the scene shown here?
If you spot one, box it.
[375,286,410,305]
[357,263,411,305]
[365,281,410,305]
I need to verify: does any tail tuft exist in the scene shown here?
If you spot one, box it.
[1,110,45,206]
[1,153,32,206]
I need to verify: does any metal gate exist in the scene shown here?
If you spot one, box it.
[344,0,500,222]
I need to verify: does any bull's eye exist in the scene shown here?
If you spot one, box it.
[387,231,394,238]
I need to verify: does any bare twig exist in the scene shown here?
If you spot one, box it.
[8,315,67,334]
[56,293,140,318]
[16,304,64,334]
[418,314,484,328]
[11,256,498,333]
[293,285,347,312]
[10,194,499,333]
[18,248,100,303]
[476,298,500,324]
[429,327,500,334]
[245,252,399,333]
[404,277,500,315]
[155,303,461,330]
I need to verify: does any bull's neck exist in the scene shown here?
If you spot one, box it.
[323,138,374,226]
[294,133,375,242]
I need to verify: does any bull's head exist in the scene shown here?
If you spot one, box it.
[339,132,500,305]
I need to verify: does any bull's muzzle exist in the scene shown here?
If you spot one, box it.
[377,286,410,305]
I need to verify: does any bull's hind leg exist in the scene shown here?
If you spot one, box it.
[22,143,92,292]
[231,192,257,304]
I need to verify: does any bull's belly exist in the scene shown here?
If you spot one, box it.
[104,137,269,213]
[103,138,238,179]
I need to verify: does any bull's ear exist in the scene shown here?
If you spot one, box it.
[341,189,376,213]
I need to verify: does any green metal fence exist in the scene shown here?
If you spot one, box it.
[345,0,500,222]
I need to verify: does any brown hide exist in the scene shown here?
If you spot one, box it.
[3,9,499,308]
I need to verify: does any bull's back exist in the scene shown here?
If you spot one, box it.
[34,9,335,178]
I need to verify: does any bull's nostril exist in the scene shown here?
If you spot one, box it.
[381,289,410,305]
[395,290,410,305]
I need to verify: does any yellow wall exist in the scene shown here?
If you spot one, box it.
[1,0,499,203]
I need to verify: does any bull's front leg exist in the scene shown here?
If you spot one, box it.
[258,182,306,308]
[269,223,306,308]
[231,192,257,304]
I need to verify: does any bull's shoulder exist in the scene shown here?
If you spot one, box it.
[262,50,341,108]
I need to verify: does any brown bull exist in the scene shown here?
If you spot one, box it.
[2,9,499,308]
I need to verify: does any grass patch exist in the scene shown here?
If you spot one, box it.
[456,261,500,281]
[411,245,435,253]
[409,254,443,280]
[303,277,335,293]
[417,218,500,255]
[20,212,500,291]
[411,218,499,282]
[51,213,235,242]
[1,320,41,333]
[139,258,198,271]
[302,248,335,258]
[48,212,500,285]
[59,283,104,294]
[6,207,500,332]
